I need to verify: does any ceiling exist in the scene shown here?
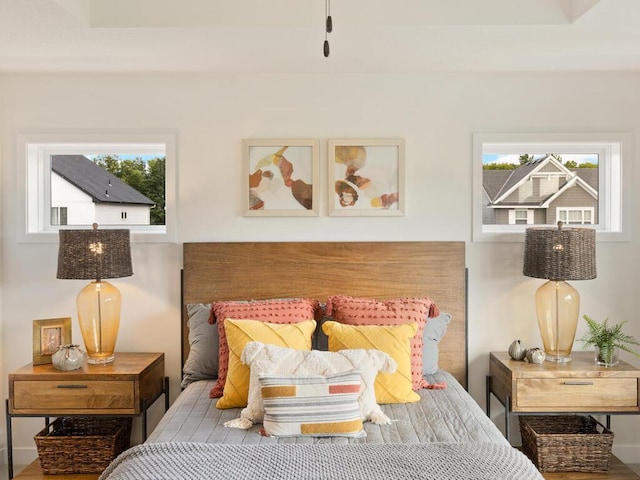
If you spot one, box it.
[1,0,640,74]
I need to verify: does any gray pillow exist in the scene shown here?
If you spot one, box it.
[182,303,219,388]
[422,312,452,375]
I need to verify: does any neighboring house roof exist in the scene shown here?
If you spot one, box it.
[483,155,598,208]
[492,159,541,201]
[573,167,598,190]
[482,169,513,201]
[52,155,155,206]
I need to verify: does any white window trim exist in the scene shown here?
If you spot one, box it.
[17,132,177,243]
[472,132,631,242]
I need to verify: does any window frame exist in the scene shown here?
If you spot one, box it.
[557,207,595,225]
[472,132,631,242]
[510,208,533,225]
[17,132,177,243]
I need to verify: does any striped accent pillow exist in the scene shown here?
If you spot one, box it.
[259,371,365,438]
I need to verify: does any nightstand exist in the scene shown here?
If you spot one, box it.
[6,352,169,480]
[487,351,640,480]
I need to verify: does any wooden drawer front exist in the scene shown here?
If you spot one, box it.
[12,380,135,412]
[516,378,638,409]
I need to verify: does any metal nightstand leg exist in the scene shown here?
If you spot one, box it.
[164,376,170,412]
[486,374,512,442]
[141,375,171,441]
[6,398,14,479]
[485,375,491,416]
[504,394,511,441]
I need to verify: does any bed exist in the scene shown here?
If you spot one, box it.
[99,241,543,480]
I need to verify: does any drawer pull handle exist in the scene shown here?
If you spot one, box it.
[56,384,88,389]
[563,381,594,386]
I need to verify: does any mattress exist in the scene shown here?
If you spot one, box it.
[148,370,509,446]
[101,371,545,479]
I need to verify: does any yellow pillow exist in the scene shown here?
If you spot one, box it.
[322,320,419,404]
[216,318,316,409]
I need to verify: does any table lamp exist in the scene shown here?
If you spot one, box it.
[57,223,133,364]
[523,221,596,363]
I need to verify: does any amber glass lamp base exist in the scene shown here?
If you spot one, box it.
[76,280,121,364]
[535,280,580,363]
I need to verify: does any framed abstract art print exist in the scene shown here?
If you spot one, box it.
[244,139,319,216]
[328,138,405,216]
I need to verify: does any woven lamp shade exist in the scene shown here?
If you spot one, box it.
[57,228,133,281]
[523,225,596,281]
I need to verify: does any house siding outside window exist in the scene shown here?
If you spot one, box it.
[548,186,598,224]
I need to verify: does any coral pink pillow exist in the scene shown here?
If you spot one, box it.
[325,295,439,390]
[208,298,320,398]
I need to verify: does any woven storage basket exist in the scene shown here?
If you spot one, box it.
[34,417,131,474]
[519,415,613,472]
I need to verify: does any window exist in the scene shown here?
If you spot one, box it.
[50,207,67,226]
[510,209,533,225]
[557,207,594,225]
[18,133,176,243]
[473,133,630,242]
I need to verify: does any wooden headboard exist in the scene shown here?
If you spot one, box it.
[182,241,468,388]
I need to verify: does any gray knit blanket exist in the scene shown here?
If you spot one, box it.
[99,442,544,480]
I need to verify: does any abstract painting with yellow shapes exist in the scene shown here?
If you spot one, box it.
[328,138,405,217]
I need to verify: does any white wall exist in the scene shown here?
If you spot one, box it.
[0,79,4,466]
[1,72,639,465]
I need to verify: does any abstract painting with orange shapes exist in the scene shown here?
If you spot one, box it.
[245,139,319,216]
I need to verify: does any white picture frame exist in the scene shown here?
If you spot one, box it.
[244,138,319,217]
[328,138,405,216]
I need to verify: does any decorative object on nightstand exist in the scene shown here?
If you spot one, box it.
[51,344,85,371]
[508,339,527,360]
[579,314,640,367]
[32,317,72,365]
[523,221,596,363]
[57,223,133,364]
[525,347,545,364]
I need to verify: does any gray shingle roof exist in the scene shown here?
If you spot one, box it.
[482,170,513,201]
[572,168,598,190]
[483,157,597,204]
[493,158,543,200]
[52,155,155,206]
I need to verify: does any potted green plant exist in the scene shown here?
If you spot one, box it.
[578,315,640,366]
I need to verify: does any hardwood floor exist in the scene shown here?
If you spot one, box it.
[2,460,639,479]
[543,457,640,480]
[1,460,99,480]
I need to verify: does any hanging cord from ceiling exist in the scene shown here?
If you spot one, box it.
[324,0,332,57]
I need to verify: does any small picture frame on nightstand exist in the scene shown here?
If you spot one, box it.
[33,317,72,365]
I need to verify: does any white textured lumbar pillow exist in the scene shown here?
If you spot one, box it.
[224,341,396,429]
